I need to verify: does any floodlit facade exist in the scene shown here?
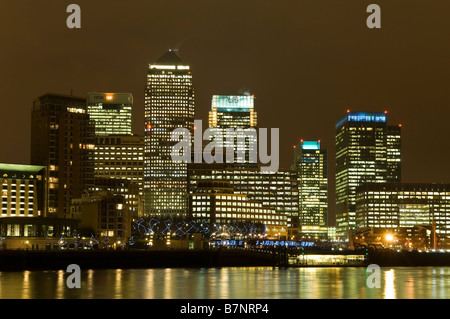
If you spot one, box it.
[144,50,195,216]
[188,163,299,239]
[292,140,328,237]
[87,93,133,136]
[355,183,450,248]
[208,95,257,164]
[93,134,144,195]
[0,163,79,243]
[335,111,401,239]
[189,181,288,238]
[1,164,46,218]
[31,93,95,218]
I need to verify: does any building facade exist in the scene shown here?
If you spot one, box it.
[31,93,95,218]
[0,163,78,247]
[335,111,401,239]
[208,95,257,164]
[144,50,195,216]
[93,134,144,195]
[188,163,299,239]
[87,92,133,136]
[71,190,131,247]
[189,181,287,239]
[355,183,450,249]
[292,140,328,237]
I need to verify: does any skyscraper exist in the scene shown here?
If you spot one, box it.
[293,140,328,237]
[87,93,133,136]
[144,50,195,216]
[31,93,95,218]
[335,111,401,239]
[93,134,144,195]
[208,95,257,164]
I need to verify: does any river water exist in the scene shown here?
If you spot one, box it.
[0,267,449,299]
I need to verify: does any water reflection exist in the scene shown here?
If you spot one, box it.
[0,267,448,299]
[384,269,396,299]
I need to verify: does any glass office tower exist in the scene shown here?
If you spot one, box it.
[144,50,195,216]
[335,111,401,239]
[293,140,328,234]
[208,95,257,165]
[87,93,133,136]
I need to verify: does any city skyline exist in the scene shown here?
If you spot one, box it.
[1,1,450,226]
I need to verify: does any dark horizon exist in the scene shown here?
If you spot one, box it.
[1,1,450,225]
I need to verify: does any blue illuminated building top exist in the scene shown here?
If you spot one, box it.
[336,112,387,128]
[302,141,320,150]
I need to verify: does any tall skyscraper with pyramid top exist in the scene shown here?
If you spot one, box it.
[144,50,195,216]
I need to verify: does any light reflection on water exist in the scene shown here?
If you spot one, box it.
[0,267,449,299]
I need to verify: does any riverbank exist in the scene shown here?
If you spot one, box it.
[0,248,449,270]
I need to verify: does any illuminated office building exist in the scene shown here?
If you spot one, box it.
[1,164,46,218]
[0,163,78,243]
[93,134,144,195]
[208,95,257,164]
[188,163,299,239]
[144,50,195,216]
[189,181,287,238]
[87,93,133,136]
[335,111,401,239]
[292,140,328,239]
[31,93,95,218]
[355,183,450,249]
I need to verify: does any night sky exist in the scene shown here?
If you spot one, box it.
[1,1,449,225]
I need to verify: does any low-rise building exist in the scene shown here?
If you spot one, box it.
[189,180,287,239]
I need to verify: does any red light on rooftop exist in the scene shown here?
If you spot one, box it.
[384,110,388,114]
[347,109,350,113]
[399,124,402,127]
[293,145,296,149]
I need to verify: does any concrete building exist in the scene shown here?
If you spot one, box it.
[71,190,132,248]
[30,93,95,218]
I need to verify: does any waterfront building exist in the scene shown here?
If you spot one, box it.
[355,183,450,249]
[0,163,79,249]
[189,180,288,239]
[292,140,328,239]
[188,163,299,239]
[93,134,144,195]
[87,92,133,136]
[144,50,195,216]
[335,111,401,239]
[31,93,95,218]
[208,95,257,164]
[71,190,131,247]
